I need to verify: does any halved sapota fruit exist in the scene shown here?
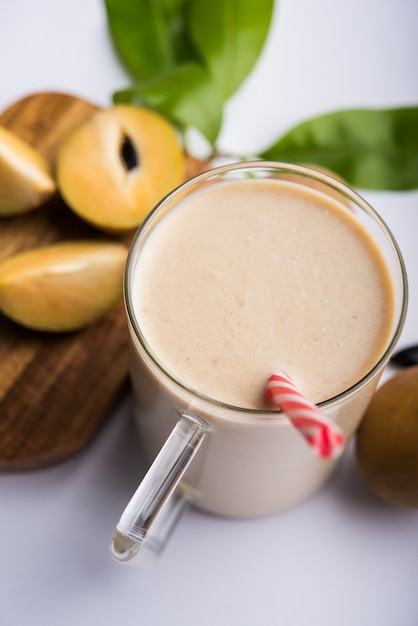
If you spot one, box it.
[0,241,128,332]
[56,105,184,232]
[0,125,56,215]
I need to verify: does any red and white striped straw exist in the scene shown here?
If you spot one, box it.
[266,372,345,459]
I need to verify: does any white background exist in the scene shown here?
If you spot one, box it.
[1,1,418,624]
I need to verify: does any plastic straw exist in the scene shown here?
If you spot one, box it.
[266,372,345,458]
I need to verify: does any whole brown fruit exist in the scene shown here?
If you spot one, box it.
[356,366,418,508]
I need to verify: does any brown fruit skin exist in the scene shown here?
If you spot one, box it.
[356,366,418,508]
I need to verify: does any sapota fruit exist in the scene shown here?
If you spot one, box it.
[356,366,418,508]
[0,125,55,215]
[0,241,128,332]
[56,105,184,232]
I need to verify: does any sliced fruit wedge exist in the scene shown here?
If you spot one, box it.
[0,125,56,215]
[0,241,128,332]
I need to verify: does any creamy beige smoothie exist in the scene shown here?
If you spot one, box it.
[134,178,393,408]
[125,165,405,518]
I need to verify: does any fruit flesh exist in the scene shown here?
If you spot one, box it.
[56,105,184,232]
[0,241,128,332]
[0,125,55,215]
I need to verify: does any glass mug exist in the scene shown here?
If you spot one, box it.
[110,162,407,566]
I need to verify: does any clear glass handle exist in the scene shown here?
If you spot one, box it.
[110,414,208,566]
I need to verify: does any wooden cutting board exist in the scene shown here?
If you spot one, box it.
[0,91,207,471]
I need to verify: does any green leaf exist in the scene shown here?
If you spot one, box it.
[114,63,223,145]
[104,0,197,80]
[260,107,418,191]
[104,0,274,146]
[188,0,274,98]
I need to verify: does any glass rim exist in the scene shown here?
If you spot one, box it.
[124,160,409,422]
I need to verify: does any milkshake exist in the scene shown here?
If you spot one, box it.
[123,163,407,520]
[133,178,393,409]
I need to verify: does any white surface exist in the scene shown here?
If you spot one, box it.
[1,1,418,624]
